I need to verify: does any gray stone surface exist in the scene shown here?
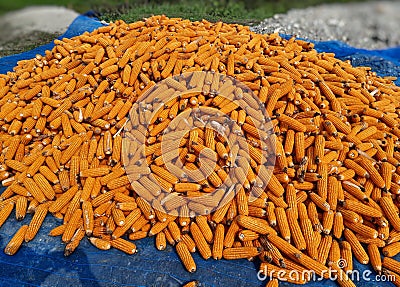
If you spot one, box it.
[251,1,400,50]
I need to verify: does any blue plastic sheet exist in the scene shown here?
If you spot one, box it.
[0,14,400,287]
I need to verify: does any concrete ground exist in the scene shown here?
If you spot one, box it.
[0,6,78,57]
[0,1,399,57]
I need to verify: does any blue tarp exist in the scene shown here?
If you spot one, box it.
[0,14,399,287]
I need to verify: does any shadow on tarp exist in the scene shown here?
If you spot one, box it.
[0,14,399,287]
[0,205,262,287]
[0,206,396,287]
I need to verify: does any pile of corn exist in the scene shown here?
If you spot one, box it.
[1,15,400,287]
